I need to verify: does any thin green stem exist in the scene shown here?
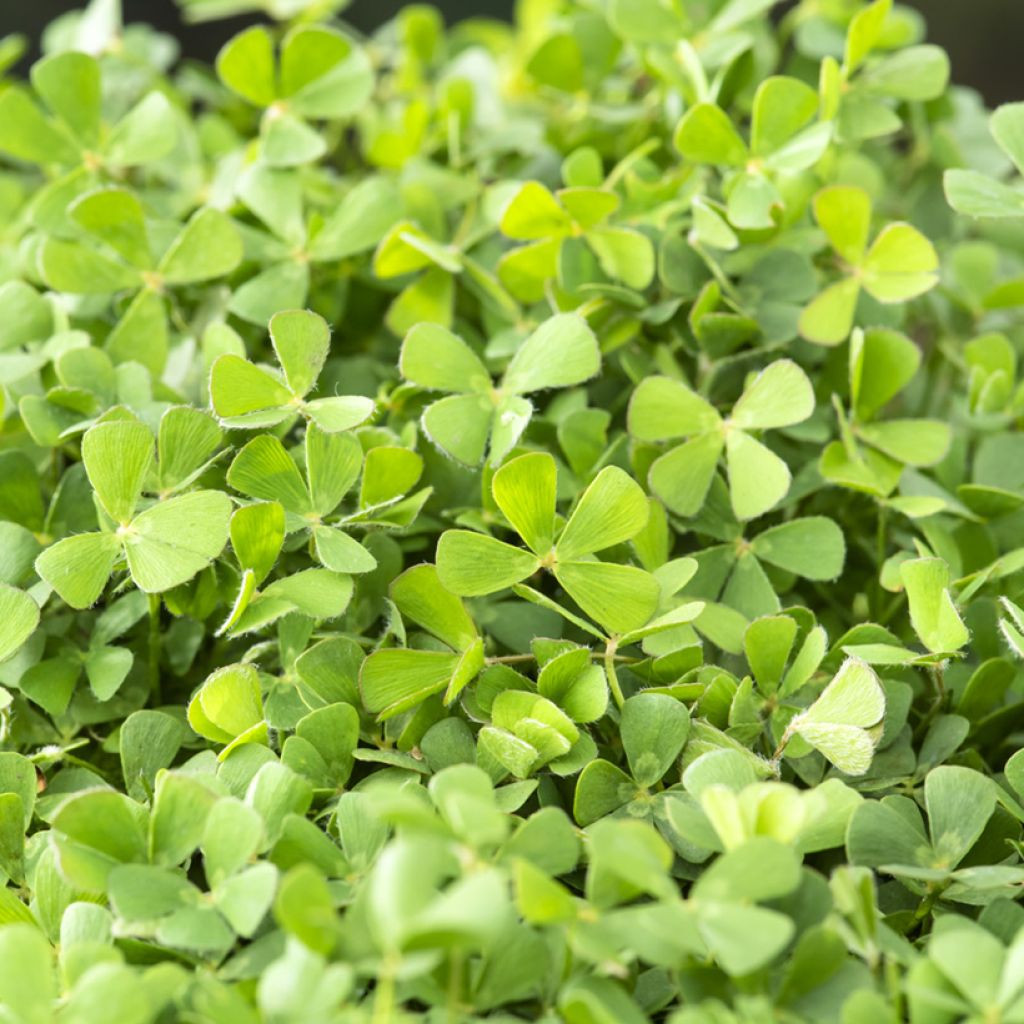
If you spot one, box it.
[372,961,396,1024]
[605,638,624,709]
[147,593,162,706]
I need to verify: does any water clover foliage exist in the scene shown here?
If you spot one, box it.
[400,312,600,466]
[5,1,1024,1021]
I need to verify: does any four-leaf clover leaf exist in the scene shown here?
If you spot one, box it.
[35,419,231,609]
[210,309,376,432]
[628,360,814,521]
[399,313,600,467]
[436,451,660,635]
[799,185,939,345]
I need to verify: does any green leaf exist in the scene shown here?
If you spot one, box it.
[0,87,79,164]
[573,759,636,826]
[269,309,329,398]
[745,615,798,696]
[70,187,150,268]
[862,223,939,303]
[799,278,861,346]
[500,181,572,240]
[0,925,56,1024]
[621,693,690,787]
[399,322,489,393]
[228,435,311,514]
[751,76,819,156]
[157,406,223,495]
[557,466,650,559]
[791,657,885,775]
[209,354,292,422]
[725,430,791,521]
[39,237,142,294]
[280,26,371,119]
[501,313,600,394]
[391,563,477,652]
[554,560,660,635]
[750,517,846,580]
[31,51,100,145]
[125,491,232,593]
[217,26,276,107]
[360,650,459,719]
[991,101,1024,176]
[674,103,748,166]
[900,557,970,654]
[159,207,243,285]
[188,663,266,752]
[843,0,891,74]
[628,375,721,441]
[814,186,872,266]
[0,584,39,663]
[648,433,724,517]
[730,360,814,430]
[944,169,1024,219]
[436,530,540,596]
[35,531,121,610]
[105,91,177,167]
[492,452,557,555]
[230,502,285,586]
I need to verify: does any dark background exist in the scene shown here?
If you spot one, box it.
[5,0,1022,106]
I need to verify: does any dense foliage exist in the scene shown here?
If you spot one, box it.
[2,0,1024,1019]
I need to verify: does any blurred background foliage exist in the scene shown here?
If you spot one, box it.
[6,0,1022,106]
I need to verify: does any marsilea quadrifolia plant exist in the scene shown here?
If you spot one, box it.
[6,0,1024,1019]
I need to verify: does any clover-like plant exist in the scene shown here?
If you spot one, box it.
[945,103,1024,219]
[674,77,831,230]
[820,327,953,497]
[799,186,939,345]
[35,419,231,608]
[437,451,659,635]
[775,657,886,776]
[40,187,242,373]
[628,359,814,520]
[399,313,600,466]
[497,179,655,299]
[210,309,375,432]
[0,51,176,229]
[216,24,372,167]
[360,564,483,720]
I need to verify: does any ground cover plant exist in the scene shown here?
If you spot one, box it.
[4,0,1024,1019]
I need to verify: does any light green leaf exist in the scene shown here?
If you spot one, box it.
[500,181,572,240]
[159,208,243,285]
[628,375,721,441]
[228,435,310,514]
[674,103,748,167]
[269,309,329,398]
[555,560,660,635]
[70,187,150,268]
[725,430,791,521]
[399,322,489,394]
[900,557,970,654]
[210,354,292,421]
[648,433,724,517]
[557,466,650,560]
[421,393,491,466]
[814,185,872,266]
[436,530,539,596]
[81,419,154,524]
[730,360,814,430]
[35,531,121,609]
[492,452,557,555]
[125,490,232,593]
[0,585,39,663]
[217,26,276,107]
[391,563,477,652]
[501,313,600,394]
